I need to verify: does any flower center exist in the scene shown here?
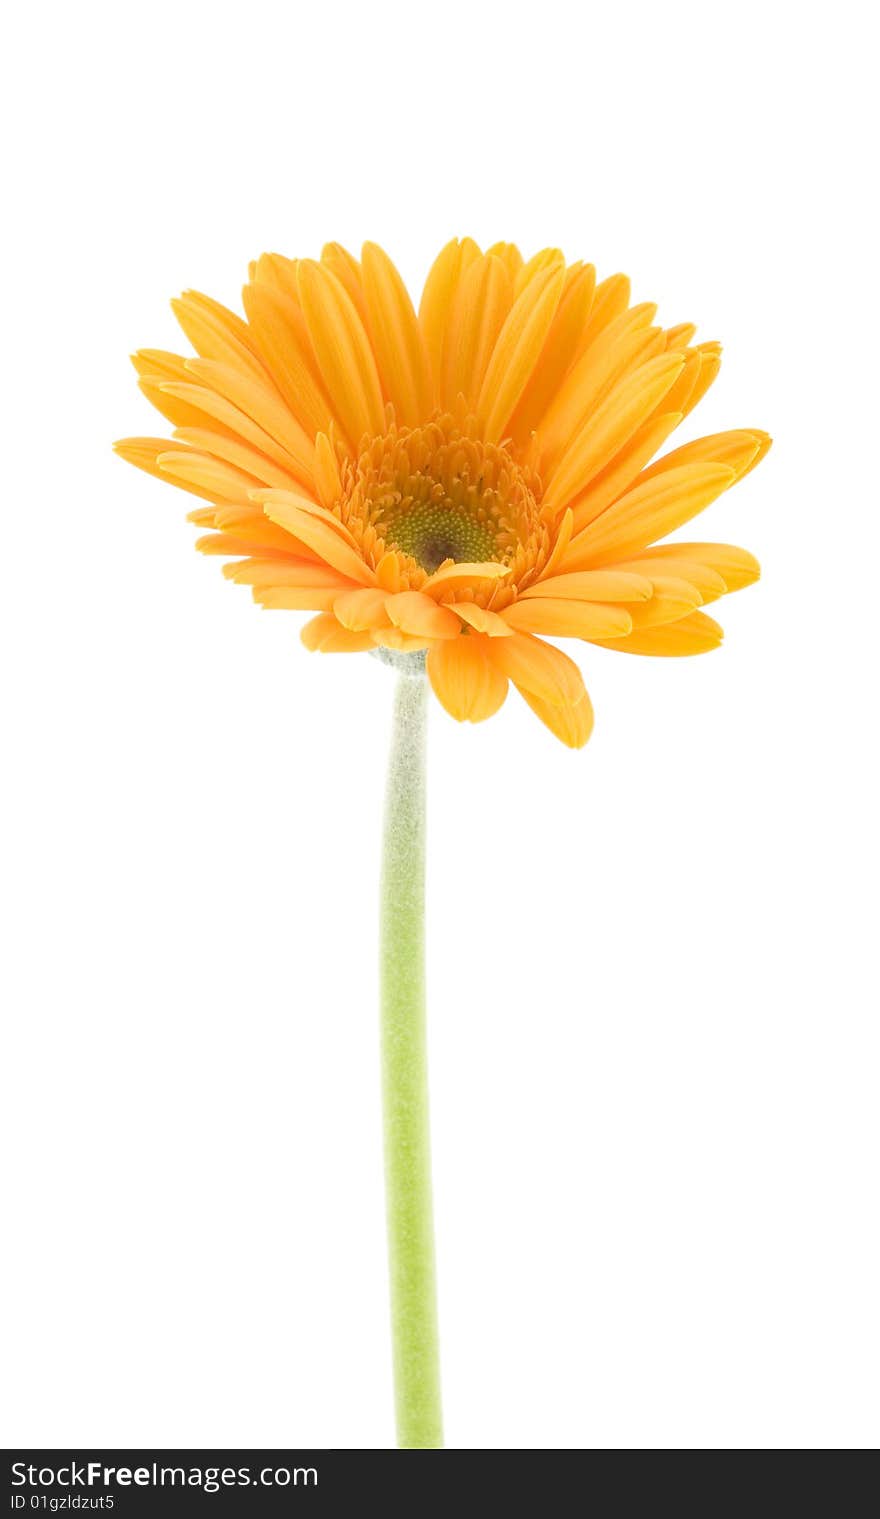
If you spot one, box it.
[383,497,499,574]
[334,414,553,602]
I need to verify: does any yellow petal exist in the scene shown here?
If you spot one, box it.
[361,241,433,425]
[502,598,632,640]
[427,635,508,722]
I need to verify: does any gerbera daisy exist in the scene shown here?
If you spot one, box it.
[115,240,769,747]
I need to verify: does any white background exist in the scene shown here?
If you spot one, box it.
[2,0,878,1451]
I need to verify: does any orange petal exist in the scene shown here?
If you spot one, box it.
[682,343,722,414]
[563,462,736,566]
[575,273,632,352]
[422,561,511,594]
[300,612,375,652]
[362,242,433,425]
[261,495,374,584]
[520,569,653,602]
[426,635,508,722]
[241,281,335,437]
[477,258,566,444]
[114,437,219,503]
[485,242,524,279]
[508,263,597,443]
[517,686,594,748]
[136,364,213,429]
[371,628,432,653]
[181,358,316,482]
[502,598,632,640]
[486,631,586,707]
[451,602,514,636]
[333,587,392,631]
[385,591,460,639]
[538,304,659,468]
[593,609,723,655]
[542,351,686,513]
[623,577,703,629]
[320,243,368,322]
[225,558,352,589]
[171,291,265,380]
[639,429,764,485]
[568,411,683,533]
[158,378,310,481]
[173,427,301,490]
[443,253,513,412]
[296,259,385,445]
[251,585,346,611]
[617,543,760,600]
[313,431,343,508]
[419,238,482,397]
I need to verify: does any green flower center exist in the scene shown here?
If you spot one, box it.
[382,499,500,573]
[333,413,547,601]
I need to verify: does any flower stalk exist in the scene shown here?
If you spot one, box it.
[379,664,443,1449]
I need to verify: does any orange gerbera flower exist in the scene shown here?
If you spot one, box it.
[116,240,770,746]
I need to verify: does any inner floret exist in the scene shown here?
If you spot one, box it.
[333,414,551,600]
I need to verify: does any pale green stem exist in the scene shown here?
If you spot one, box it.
[379,666,443,1449]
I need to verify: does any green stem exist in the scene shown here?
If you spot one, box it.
[380,668,443,1449]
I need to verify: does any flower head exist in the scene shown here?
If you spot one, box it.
[116,241,769,746]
